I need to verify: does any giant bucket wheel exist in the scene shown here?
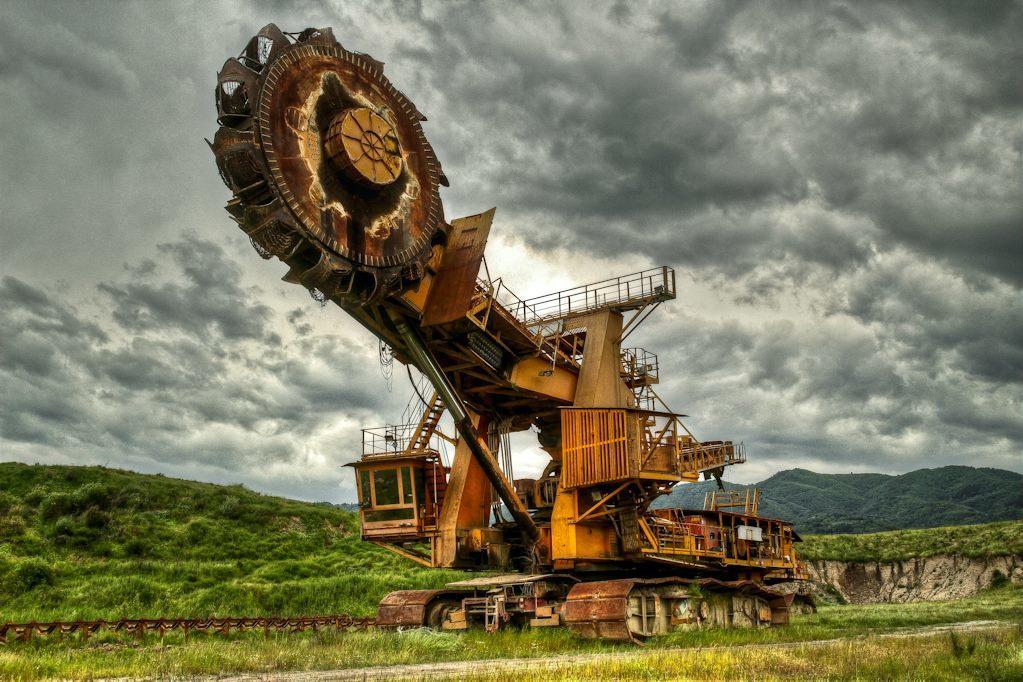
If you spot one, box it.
[211,24,448,302]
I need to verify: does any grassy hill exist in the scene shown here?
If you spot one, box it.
[0,462,1020,624]
[653,466,1023,534]
[799,520,1023,562]
[0,462,1020,679]
[0,462,460,622]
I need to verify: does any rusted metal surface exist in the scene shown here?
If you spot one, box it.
[0,614,374,644]
[422,208,494,326]
[325,107,404,187]
[562,577,794,641]
[213,24,446,302]
[375,589,451,628]
[562,579,636,641]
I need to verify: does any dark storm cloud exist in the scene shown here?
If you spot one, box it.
[646,264,1020,475]
[99,237,273,341]
[0,0,1020,497]
[388,0,1022,286]
[0,238,394,498]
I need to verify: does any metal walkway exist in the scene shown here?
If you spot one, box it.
[505,266,676,326]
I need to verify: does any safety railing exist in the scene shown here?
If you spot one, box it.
[621,347,659,386]
[728,531,795,565]
[705,489,761,516]
[508,266,676,326]
[678,440,745,474]
[473,277,580,368]
[642,510,726,556]
[362,423,446,457]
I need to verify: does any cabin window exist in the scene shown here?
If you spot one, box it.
[360,465,422,515]
[373,469,400,506]
[359,470,372,505]
[364,508,415,522]
[401,467,414,504]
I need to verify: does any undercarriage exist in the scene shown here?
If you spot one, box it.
[379,574,800,642]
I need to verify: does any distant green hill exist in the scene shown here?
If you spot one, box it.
[653,466,1023,534]
[800,519,1023,563]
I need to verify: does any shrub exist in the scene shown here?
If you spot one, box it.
[185,517,214,543]
[119,484,150,510]
[219,496,242,519]
[0,514,26,539]
[39,492,73,521]
[83,506,110,529]
[23,485,48,507]
[949,630,977,658]
[122,538,150,558]
[0,491,16,514]
[73,483,113,511]
[5,558,55,595]
[52,515,76,540]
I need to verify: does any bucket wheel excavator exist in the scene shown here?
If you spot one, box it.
[212,25,806,642]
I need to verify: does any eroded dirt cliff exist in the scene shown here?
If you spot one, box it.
[800,554,1023,603]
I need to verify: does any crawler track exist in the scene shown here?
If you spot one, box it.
[0,614,375,643]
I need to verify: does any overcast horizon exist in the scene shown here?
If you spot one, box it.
[1,0,1020,504]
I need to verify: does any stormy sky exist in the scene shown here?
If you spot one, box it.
[1,0,1020,503]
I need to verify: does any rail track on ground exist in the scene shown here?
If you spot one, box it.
[0,614,375,643]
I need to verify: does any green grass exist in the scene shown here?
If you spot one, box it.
[2,461,1022,679]
[2,462,1020,625]
[0,462,466,623]
[1,586,1021,679]
[800,519,1023,562]
[463,628,1023,681]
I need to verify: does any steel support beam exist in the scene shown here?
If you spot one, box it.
[387,310,540,542]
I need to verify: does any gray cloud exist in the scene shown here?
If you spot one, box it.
[0,239,398,501]
[0,0,1020,499]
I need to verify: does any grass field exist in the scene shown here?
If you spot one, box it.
[1,585,1021,679]
[465,628,1023,681]
[1,463,1020,622]
[2,462,1022,679]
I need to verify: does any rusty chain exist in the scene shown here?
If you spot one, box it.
[0,614,376,644]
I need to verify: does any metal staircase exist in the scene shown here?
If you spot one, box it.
[405,392,446,454]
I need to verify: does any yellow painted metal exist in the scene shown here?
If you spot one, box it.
[570,310,632,408]
[369,540,434,568]
[508,356,577,402]
[561,408,637,489]
[401,272,433,313]
[436,414,492,567]
[551,488,616,562]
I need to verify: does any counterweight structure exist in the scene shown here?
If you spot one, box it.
[212,25,805,641]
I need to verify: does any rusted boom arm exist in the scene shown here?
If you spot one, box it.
[387,310,540,543]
